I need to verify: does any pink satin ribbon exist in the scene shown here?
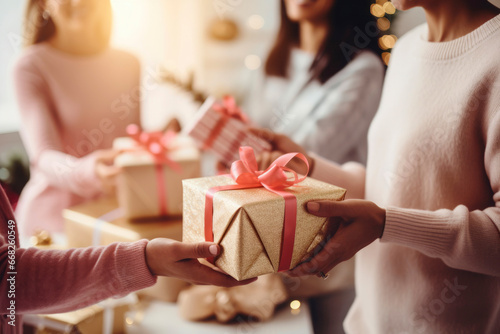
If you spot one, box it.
[126,124,182,216]
[203,96,250,150]
[204,146,309,272]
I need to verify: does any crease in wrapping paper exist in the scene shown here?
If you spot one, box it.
[183,175,346,280]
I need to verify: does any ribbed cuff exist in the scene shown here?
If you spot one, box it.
[381,207,455,256]
[115,240,157,293]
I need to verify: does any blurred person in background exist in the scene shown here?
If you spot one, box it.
[246,0,384,165]
[14,0,140,237]
[245,1,385,332]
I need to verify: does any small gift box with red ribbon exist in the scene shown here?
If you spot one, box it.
[113,124,201,219]
[182,147,346,281]
[185,96,272,166]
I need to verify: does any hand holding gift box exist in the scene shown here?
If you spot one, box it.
[183,147,346,281]
[113,124,201,219]
[186,96,272,166]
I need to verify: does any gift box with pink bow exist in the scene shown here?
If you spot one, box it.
[113,124,201,219]
[182,147,346,281]
[185,96,272,166]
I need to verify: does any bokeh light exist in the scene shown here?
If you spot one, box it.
[382,52,391,65]
[370,4,385,18]
[290,300,301,310]
[378,34,397,50]
[377,17,391,31]
[383,2,397,15]
[248,15,265,30]
[245,54,261,70]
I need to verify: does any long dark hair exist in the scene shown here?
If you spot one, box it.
[265,0,380,84]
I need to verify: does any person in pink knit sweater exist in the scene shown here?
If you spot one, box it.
[0,185,255,334]
[254,0,500,333]
[14,0,142,237]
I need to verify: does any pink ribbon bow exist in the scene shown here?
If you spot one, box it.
[126,124,181,170]
[126,124,182,216]
[205,146,309,272]
[212,96,250,124]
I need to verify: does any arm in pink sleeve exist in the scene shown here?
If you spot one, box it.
[1,186,156,315]
[310,153,366,199]
[12,241,157,314]
[381,108,500,277]
[14,57,103,198]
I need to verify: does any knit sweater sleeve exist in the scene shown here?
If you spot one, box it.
[12,241,157,314]
[310,153,366,200]
[13,55,103,198]
[381,105,500,277]
[0,186,156,314]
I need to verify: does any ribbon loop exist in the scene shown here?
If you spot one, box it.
[230,146,309,190]
[212,96,250,124]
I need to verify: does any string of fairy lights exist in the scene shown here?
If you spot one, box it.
[371,0,398,65]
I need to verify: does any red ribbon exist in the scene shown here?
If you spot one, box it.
[126,124,182,216]
[203,96,250,151]
[204,146,309,272]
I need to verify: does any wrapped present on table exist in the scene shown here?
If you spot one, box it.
[63,197,189,302]
[113,124,201,220]
[183,147,346,281]
[185,96,272,166]
[178,274,288,323]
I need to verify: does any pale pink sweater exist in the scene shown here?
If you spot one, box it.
[14,43,141,237]
[0,185,157,334]
[311,15,500,333]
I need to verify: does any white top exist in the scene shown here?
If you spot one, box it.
[246,49,385,164]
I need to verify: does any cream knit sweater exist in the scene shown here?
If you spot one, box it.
[312,15,500,333]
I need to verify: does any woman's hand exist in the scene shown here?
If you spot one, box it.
[94,149,121,195]
[249,128,314,174]
[288,199,386,278]
[145,238,257,287]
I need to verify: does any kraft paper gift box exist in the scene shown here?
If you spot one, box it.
[182,175,346,281]
[113,127,201,219]
[63,197,189,302]
[25,294,135,334]
[186,96,272,166]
